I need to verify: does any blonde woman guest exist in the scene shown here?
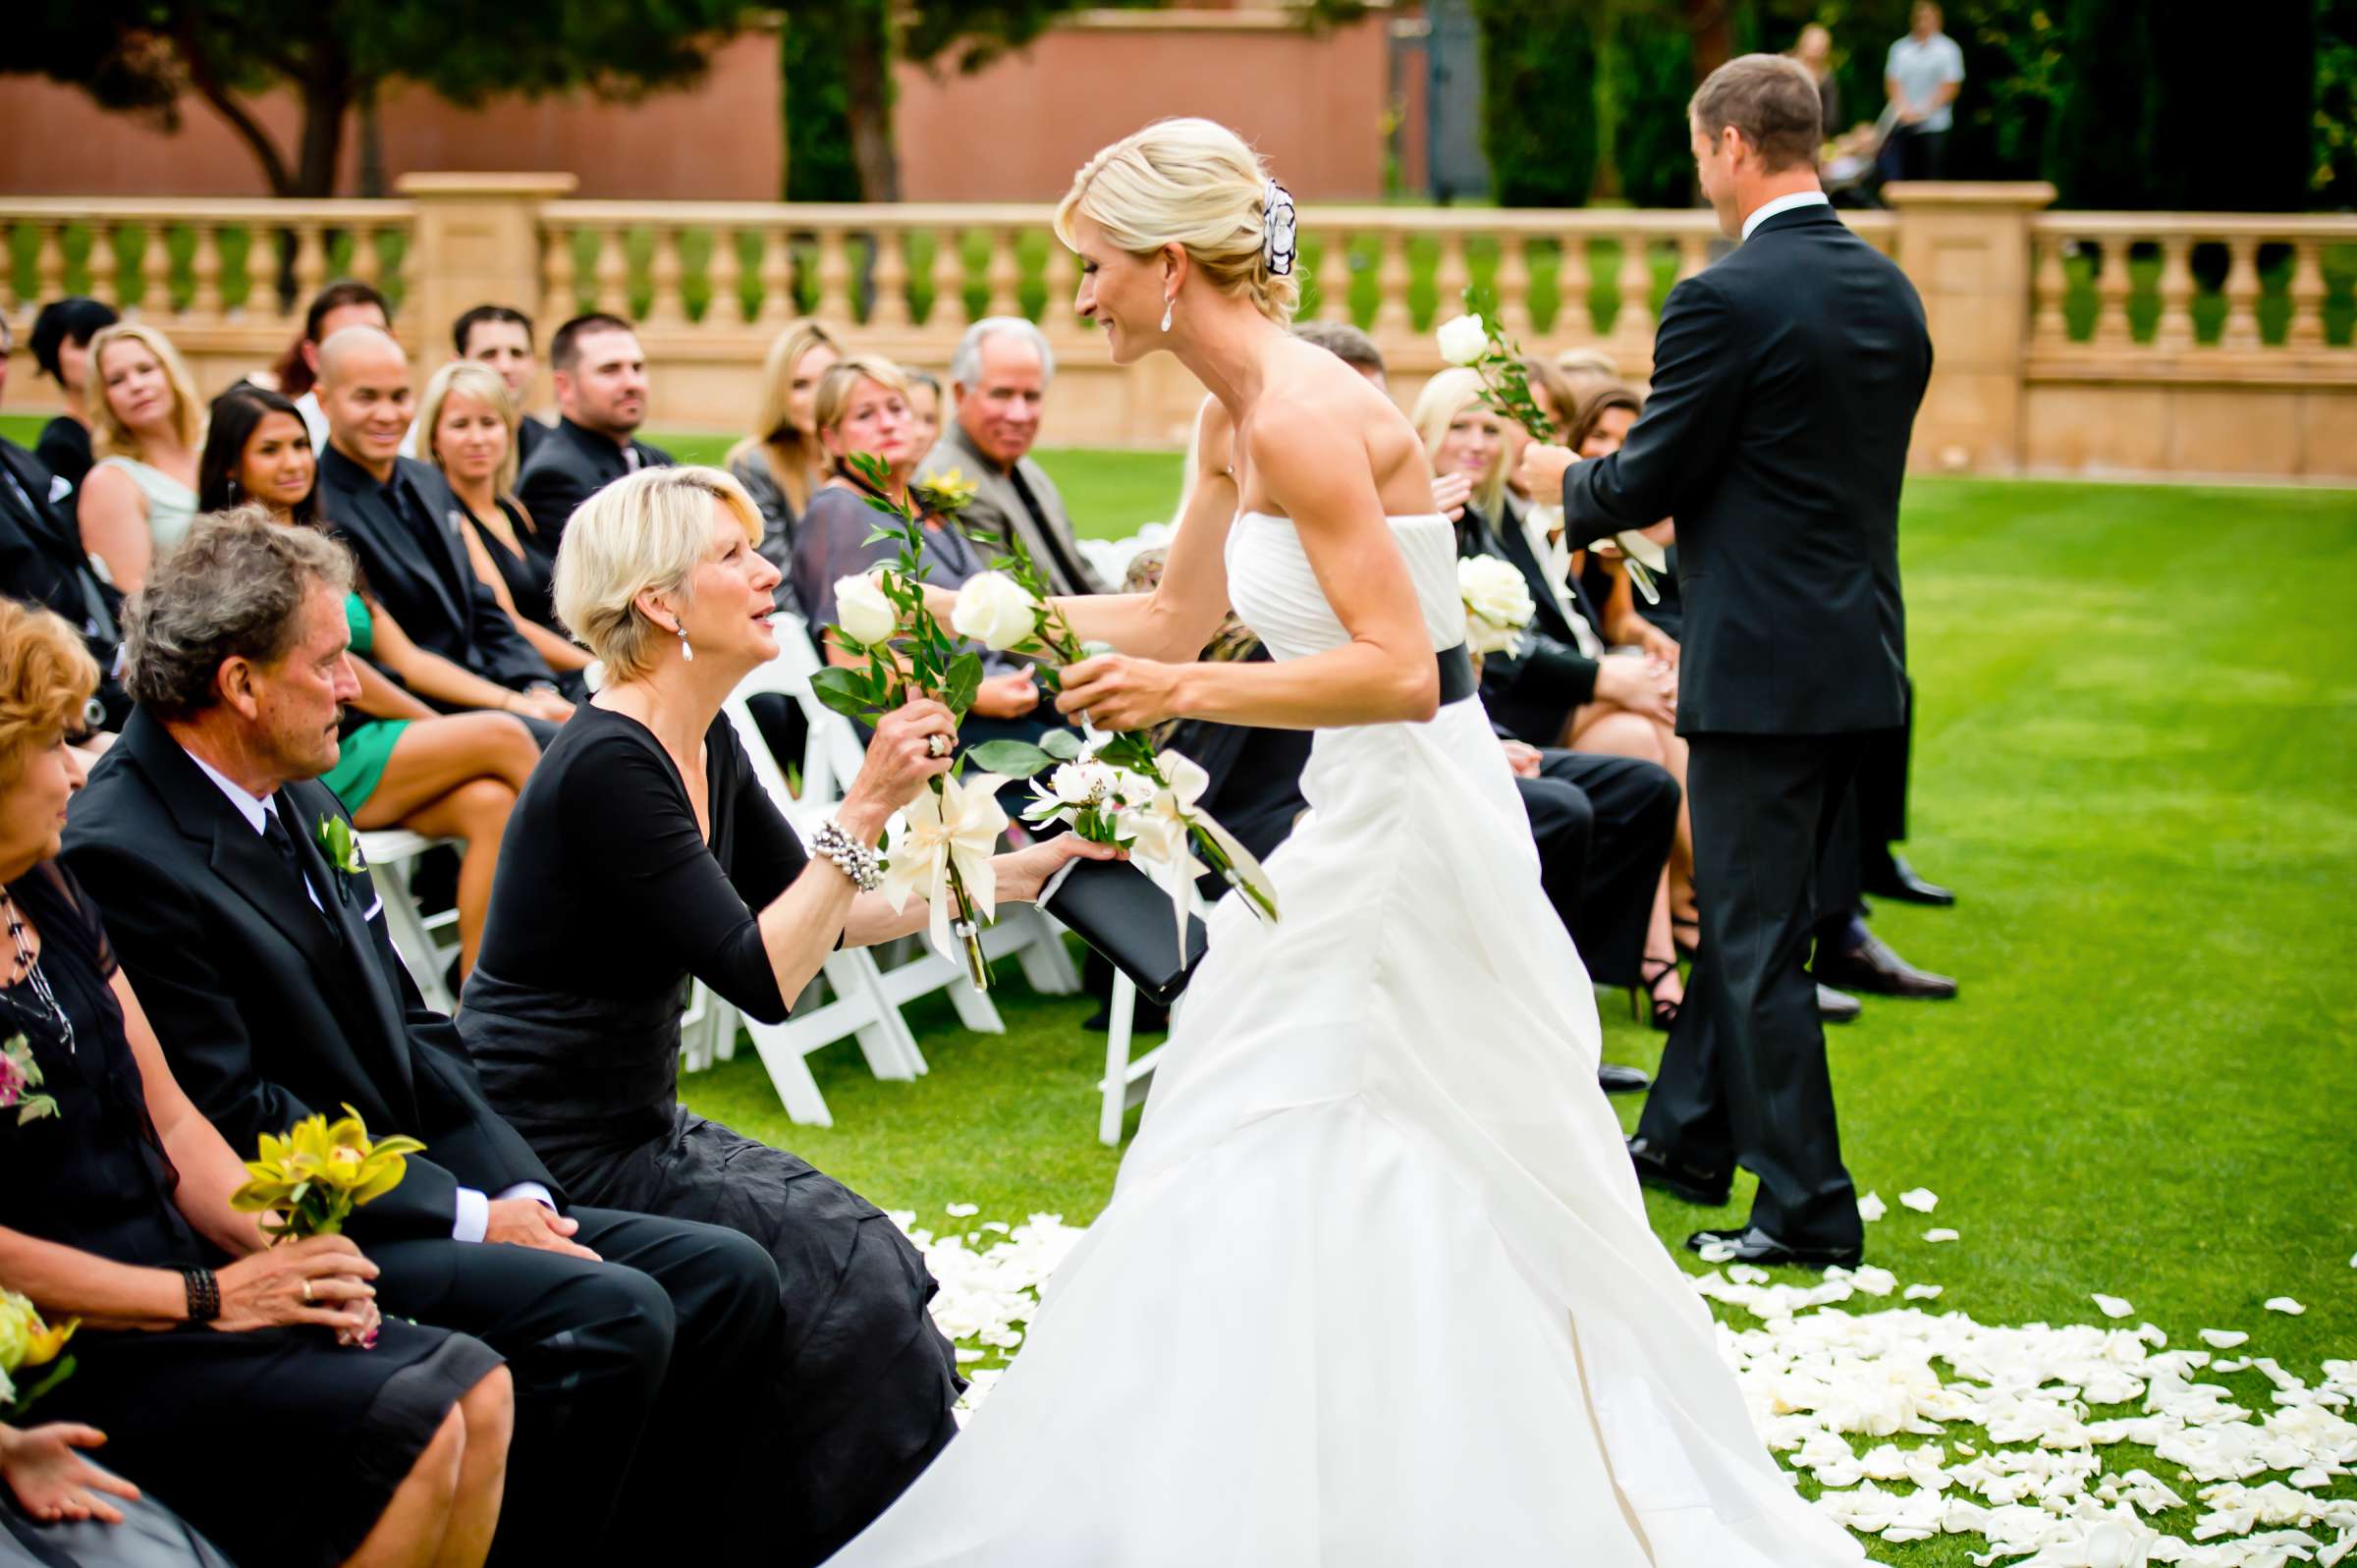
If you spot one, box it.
[727,319,842,602]
[77,323,202,597]
[419,360,590,683]
[455,465,1114,1566]
[201,387,539,977]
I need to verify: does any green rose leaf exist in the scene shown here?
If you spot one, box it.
[809,667,879,720]
[963,739,1057,779]
[1038,729,1085,761]
[942,651,985,717]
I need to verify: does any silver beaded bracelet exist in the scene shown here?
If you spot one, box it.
[811,820,883,892]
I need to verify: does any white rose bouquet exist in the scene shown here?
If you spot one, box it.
[1458,555,1537,657]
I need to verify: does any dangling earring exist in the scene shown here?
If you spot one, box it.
[674,620,694,663]
[1160,297,1175,333]
[225,475,240,502]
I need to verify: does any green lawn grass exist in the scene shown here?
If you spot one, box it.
[677,466,2357,1565]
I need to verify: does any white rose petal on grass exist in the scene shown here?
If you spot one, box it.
[833,570,898,645]
[1899,1188,1939,1214]
[1858,1192,1888,1222]
[951,569,1041,652]
[1924,1228,1960,1244]
[1436,312,1489,366]
[2265,1297,2306,1316]
[2200,1328,2250,1349]
[1697,1239,1741,1264]
[2091,1293,2136,1320]
[944,1202,979,1217]
[1904,1284,1945,1301]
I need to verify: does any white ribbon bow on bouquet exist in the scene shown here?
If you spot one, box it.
[1587,529,1670,605]
[880,770,1011,967]
[1121,751,1280,949]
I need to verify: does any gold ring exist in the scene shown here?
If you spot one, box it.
[301,1280,313,1304]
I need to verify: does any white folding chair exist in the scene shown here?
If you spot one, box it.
[1097,974,1168,1147]
[358,830,461,1012]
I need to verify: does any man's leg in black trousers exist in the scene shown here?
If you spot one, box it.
[1513,772,1594,948]
[366,1235,678,1566]
[567,1207,784,1557]
[1539,749,1679,989]
[1685,732,1866,1253]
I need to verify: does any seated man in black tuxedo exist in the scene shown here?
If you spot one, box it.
[0,313,127,730]
[61,511,784,1564]
[311,324,578,724]
[515,313,674,543]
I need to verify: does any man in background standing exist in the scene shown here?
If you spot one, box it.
[1883,2,1965,180]
[403,304,552,466]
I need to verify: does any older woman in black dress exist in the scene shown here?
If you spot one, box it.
[456,466,1113,1567]
[0,601,513,1568]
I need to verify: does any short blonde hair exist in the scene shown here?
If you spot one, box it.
[1055,118,1299,325]
[0,601,100,786]
[812,354,913,439]
[1410,367,1509,518]
[417,360,521,497]
[555,466,765,682]
[88,322,204,461]
[727,320,844,514]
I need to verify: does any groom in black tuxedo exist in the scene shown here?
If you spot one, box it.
[1522,54,1931,1269]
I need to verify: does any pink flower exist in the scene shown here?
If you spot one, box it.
[0,1051,23,1108]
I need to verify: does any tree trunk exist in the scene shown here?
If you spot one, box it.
[294,44,353,197]
[1684,0,1732,84]
[356,81,388,198]
[844,0,902,202]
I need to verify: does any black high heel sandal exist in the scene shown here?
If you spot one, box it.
[1633,957,1683,1032]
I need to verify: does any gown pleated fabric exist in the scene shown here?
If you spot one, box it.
[824,514,1865,1567]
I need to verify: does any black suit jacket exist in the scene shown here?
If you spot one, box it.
[0,439,127,726]
[515,416,674,543]
[1457,499,1604,745]
[315,445,554,695]
[1562,203,1927,735]
[62,711,564,1242]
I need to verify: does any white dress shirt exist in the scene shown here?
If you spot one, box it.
[1741,189,1832,242]
[180,742,553,1241]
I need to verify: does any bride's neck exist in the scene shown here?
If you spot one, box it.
[1171,298,1285,421]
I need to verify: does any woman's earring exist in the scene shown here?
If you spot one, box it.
[1160,297,1175,333]
[675,621,694,663]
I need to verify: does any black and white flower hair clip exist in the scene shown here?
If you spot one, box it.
[1262,178,1297,278]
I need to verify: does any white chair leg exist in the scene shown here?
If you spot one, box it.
[998,906,1083,995]
[372,862,453,1013]
[1099,974,1137,1147]
[826,951,929,1080]
[745,1020,834,1127]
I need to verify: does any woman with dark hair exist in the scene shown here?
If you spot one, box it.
[200,388,540,978]
[1567,386,1682,649]
[28,297,120,488]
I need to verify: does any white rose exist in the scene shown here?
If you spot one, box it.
[951,569,1040,652]
[833,571,897,646]
[1050,762,1116,806]
[1436,312,1489,367]
[1458,555,1534,656]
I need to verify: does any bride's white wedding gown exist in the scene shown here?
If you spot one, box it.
[828,514,1863,1566]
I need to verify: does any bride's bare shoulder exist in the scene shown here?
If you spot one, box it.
[1248,338,1405,449]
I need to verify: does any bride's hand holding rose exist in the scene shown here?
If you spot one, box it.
[994,834,1127,904]
[1054,653,1185,732]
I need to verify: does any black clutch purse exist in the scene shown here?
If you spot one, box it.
[1039,856,1207,1010]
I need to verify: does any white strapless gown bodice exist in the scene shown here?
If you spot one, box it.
[826,515,1863,1566]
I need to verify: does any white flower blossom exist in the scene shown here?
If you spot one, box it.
[1436,312,1489,367]
[952,569,1042,651]
[833,570,898,645]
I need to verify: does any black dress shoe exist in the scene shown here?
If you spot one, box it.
[1684,1225,1863,1271]
[1814,931,1957,1000]
[1598,1062,1651,1095]
[1862,850,1955,907]
[1816,983,1862,1023]
[1625,1136,1730,1206]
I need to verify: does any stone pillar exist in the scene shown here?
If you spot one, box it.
[394,173,578,393]
[1884,181,2056,473]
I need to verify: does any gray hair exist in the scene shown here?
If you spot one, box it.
[125,507,355,719]
[949,316,1055,389]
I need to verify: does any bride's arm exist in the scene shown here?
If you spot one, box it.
[1054,394,1439,733]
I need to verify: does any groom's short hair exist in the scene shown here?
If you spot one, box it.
[1690,54,1824,172]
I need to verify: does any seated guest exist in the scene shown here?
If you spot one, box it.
[27,297,120,488]
[1552,345,1624,413]
[60,514,784,1564]
[76,324,201,598]
[0,598,514,1568]
[1,315,126,730]
[2,1418,239,1566]
[904,367,944,452]
[310,327,572,735]
[1415,367,1692,1023]
[795,356,1061,753]
[403,305,552,469]
[1569,386,1684,649]
[201,388,538,976]
[456,465,1113,1566]
[515,314,673,542]
[273,280,391,451]
[727,319,843,603]
[919,317,1107,595]
[418,361,591,686]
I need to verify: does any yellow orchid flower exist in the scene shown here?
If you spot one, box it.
[231,1106,426,1241]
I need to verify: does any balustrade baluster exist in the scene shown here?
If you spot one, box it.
[645,227,687,326]
[2031,236,2068,346]
[2286,239,2328,351]
[86,224,118,307]
[929,227,965,328]
[1559,234,1594,340]
[1494,235,1532,341]
[869,229,912,330]
[2093,238,2132,347]
[2220,238,2262,350]
[756,229,795,323]
[1316,229,1353,324]
[1433,233,1470,328]
[2155,236,2196,351]
[1044,240,1081,334]
[1372,229,1411,336]
[1614,231,1655,354]
[294,224,329,315]
[984,230,1022,321]
[539,226,576,323]
[190,226,224,318]
[140,223,174,316]
[1674,233,1710,285]
[347,228,380,290]
[33,225,67,316]
[814,229,853,322]
[593,227,630,317]
[707,230,744,326]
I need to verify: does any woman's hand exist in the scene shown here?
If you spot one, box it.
[1054,654,1186,732]
[995,834,1127,904]
[1636,624,1680,669]
[1430,472,1473,521]
[213,1234,381,1342]
[506,688,574,724]
[970,673,1041,721]
[1594,655,1676,727]
[846,698,958,822]
[0,1424,140,1526]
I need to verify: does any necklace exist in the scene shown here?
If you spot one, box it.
[0,887,76,1056]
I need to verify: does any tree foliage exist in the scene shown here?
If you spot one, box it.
[1472,0,1601,206]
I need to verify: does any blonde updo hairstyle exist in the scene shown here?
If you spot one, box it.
[554,465,766,683]
[1055,118,1299,326]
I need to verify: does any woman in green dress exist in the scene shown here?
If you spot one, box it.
[198,386,545,977]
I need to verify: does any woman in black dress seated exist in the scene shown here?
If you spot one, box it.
[0,602,513,1568]
[456,466,1112,1567]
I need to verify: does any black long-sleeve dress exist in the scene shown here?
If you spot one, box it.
[455,701,960,1568]
[0,863,501,1568]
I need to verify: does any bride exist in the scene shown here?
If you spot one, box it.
[828,119,1863,1567]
